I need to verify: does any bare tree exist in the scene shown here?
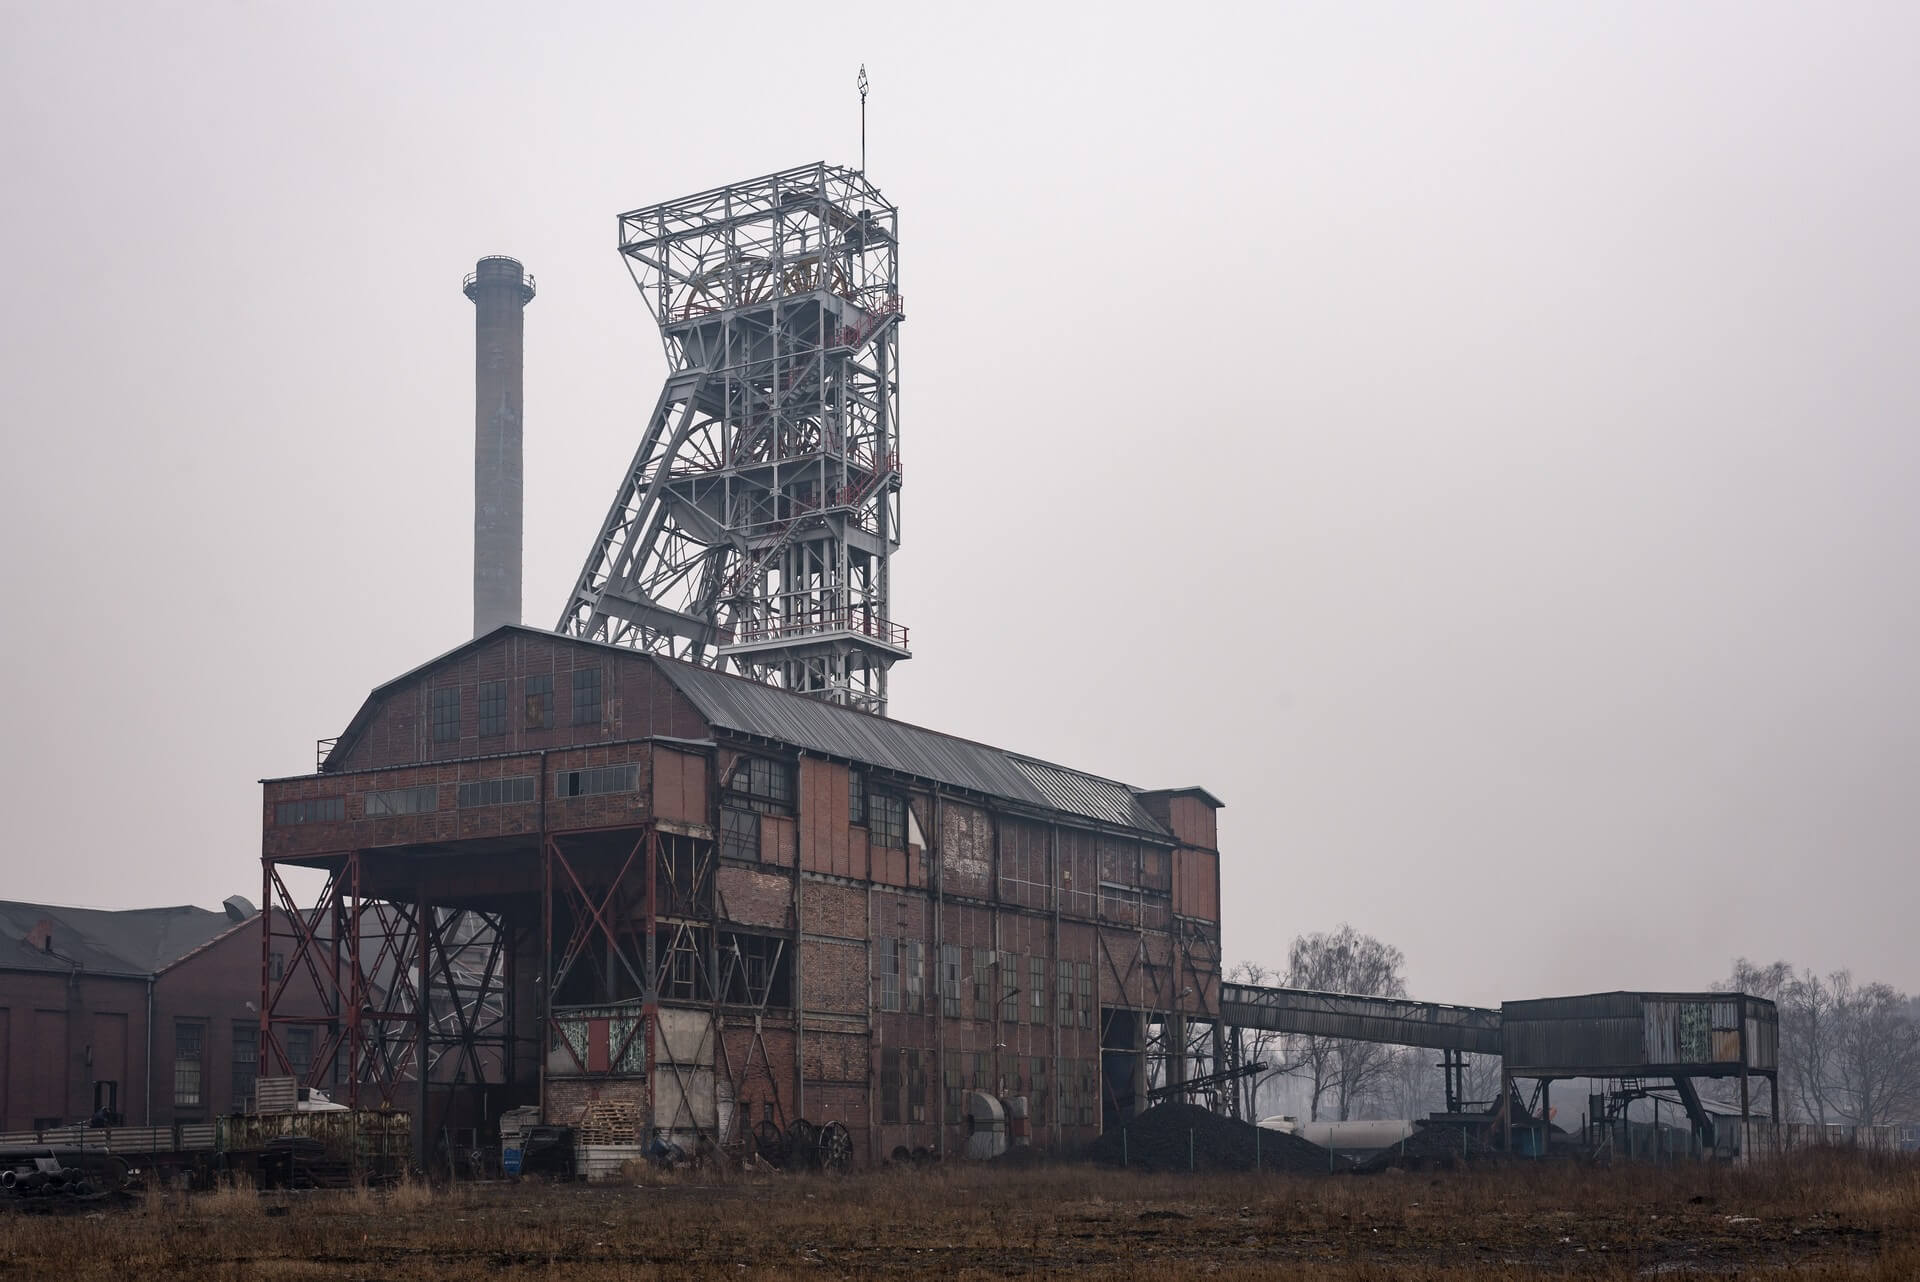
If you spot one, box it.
[1284,925,1407,1121]
[1829,973,1920,1126]
[1715,958,1920,1127]
[1224,960,1290,1119]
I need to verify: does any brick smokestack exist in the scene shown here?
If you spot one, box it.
[464,256,535,638]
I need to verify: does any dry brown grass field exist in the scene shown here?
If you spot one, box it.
[3,1152,1917,1279]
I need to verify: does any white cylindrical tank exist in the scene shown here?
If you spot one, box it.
[1295,1120,1417,1153]
[1257,1115,1300,1134]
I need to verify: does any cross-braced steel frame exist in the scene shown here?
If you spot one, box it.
[559,162,907,713]
[259,855,519,1156]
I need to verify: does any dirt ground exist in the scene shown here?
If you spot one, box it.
[2,1151,1916,1280]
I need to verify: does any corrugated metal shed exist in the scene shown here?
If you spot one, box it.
[1501,991,1778,1075]
[655,660,1168,836]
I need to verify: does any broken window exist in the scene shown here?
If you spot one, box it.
[524,674,554,729]
[364,785,437,817]
[1030,956,1047,1025]
[943,1050,964,1124]
[880,1051,902,1124]
[904,940,924,1014]
[554,763,640,798]
[726,756,794,814]
[720,932,791,1007]
[1077,962,1093,1029]
[720,806,760,861]
[1058,959,1074,1028]
[848,768,867,825]
[870,793,905,848]
[1000,950,1020,1023]
[972,948,993,1016]
[905,1049,928,1123]
[939,944,964,1018]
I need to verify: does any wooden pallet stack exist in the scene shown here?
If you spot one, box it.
[576,1100,641,1146]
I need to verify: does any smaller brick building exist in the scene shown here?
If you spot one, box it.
[0,900,318,1129]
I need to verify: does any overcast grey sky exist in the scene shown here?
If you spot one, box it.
[3,2,1915,1005]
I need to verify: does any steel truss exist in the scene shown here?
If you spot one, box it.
[260,855,518,1146]
[560,162,907,713]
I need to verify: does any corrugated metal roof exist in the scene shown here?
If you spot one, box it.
[1010,758,1162,831]
[653,660,1167,835]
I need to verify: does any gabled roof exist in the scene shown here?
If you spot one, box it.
[320,625,1173,836]
[656,659,1167,833]
[0,901,247,978]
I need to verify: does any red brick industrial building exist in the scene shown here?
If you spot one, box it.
[260,625,1224,1164]
[0,901,307,1130]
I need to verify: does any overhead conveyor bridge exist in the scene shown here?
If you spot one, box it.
[1218,982,1504,1055]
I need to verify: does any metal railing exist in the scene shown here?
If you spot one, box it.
[726,610,910,651]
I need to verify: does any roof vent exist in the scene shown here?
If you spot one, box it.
[222,896,256,923]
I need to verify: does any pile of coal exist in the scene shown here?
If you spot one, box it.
[1084,1102,1342,1174]
[1352,1121,1500,1172]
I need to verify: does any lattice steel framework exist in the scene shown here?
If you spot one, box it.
[560,162,906,713]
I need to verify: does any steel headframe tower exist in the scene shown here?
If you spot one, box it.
[559,163,906,714]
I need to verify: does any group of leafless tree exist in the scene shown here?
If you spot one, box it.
[1715,958,1920,1127]
[1230,933,1920,1128]
[1230,924,1501,1122]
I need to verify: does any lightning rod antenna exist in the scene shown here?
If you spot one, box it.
[858,64,869,173]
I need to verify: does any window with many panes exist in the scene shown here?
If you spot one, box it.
[870,793,905,848]
[1058,959,1074,1027]
[880,1051,902,1124]
[571,668,601,725]
[1000,950,1020,1022]
[939,944,964,1018]
[970,1051,990,1095]
[456,776,535,807]
[477,680,507,736]
[848,769,867,826]
[1078,1059,1098,1125]
[364,785,437,817]
[1030,956,1047,1025]
[232,1021,257,1112]
[905,1049,928,1123]
[943,1050,964,1124]
[875,937,899,1012]
[972,948,993,1016]
[432,688,460,742]
[275,798,343,825]
[525,674,554,729]
[1030,1057,1048,1125]
[720,806,760,861]
[1077,962,1093,1029]
[287,1026,314,1084]
[903,940,924,1014]
[726,757,793,814]
[554,763,640,797]
[173,1020,205,1109]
